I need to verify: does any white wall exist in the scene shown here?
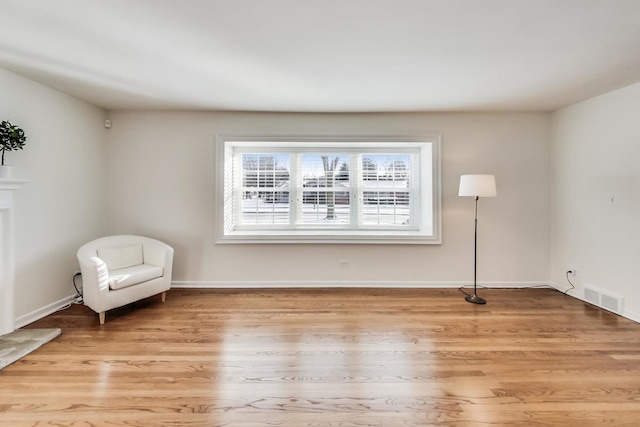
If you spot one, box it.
[7,61,640,323]
[550,82,640,320]
[106,111,550,287]
[0,68,108,325]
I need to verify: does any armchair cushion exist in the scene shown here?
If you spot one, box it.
[109,264,164,290]
[98,243,143,270]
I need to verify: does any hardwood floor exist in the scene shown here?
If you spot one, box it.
[1,288,640,426]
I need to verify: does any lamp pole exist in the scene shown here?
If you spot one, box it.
[466,195,486,304]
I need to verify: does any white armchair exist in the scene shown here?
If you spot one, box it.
[77,235,174,324]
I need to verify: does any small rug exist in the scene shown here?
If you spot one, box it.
[0,328,61,369]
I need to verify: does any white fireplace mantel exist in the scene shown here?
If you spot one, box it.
[0,179,28,336]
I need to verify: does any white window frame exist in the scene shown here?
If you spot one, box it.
[215,135,441,244]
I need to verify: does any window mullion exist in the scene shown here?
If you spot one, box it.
[290,154,301,228]
[351,154,361,230]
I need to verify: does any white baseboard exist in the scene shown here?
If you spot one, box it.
[171,280,550,289]
[548,282,640,324]
[14,293,78,329]
[16,282,640,327]
[622,308,640,323]
[174,280,640,324]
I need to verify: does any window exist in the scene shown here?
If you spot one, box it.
[216,135,441,244]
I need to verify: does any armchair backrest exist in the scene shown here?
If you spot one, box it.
[77,235,173,271]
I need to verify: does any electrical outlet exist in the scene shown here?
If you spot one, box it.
[568,269,577,276]
[339,260,350,268]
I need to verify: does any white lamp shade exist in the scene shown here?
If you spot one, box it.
[458,174,497,197]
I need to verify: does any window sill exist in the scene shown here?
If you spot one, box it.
[217,230,441,245]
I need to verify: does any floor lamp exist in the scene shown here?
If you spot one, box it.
[459,174,497,304]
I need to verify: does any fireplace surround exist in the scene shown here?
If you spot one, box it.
[0,179,27,337]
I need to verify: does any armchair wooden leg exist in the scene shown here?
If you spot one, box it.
[161,291,167,303]
[99,312,105,325]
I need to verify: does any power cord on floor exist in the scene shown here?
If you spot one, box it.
[459,282,572,298]
[520,284,560,291]
[458,284,487,298]
[58,272,84,312]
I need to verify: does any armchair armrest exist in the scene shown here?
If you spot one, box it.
[78,256,111,308]
[142,239,174,270]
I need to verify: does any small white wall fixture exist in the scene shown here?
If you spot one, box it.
[0,179,28,336]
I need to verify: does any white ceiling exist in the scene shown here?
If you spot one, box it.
[1,0,640,113]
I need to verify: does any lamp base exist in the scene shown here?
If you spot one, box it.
[465,294,486,305]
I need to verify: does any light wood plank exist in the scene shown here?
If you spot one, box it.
[1,288,640,426]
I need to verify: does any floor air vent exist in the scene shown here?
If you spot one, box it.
[601,293,624,314]
[584,286,624,315]
[584,288,600,305]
